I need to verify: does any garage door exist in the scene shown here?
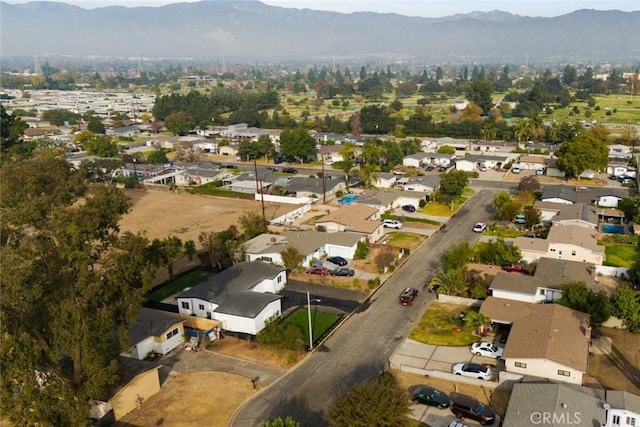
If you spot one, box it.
[325,244,355,259]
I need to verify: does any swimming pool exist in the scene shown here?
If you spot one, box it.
[602,224,625,234]
[339,194,359,205]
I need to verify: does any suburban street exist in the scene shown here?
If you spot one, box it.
[231,189,497,427]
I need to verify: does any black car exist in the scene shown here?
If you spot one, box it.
[425,165,435,172]
[282,167,298,174]
[222,164,238,169]
[330,267,355,277]
[266,166,278,172]
[410,385,451,409]
[399,287,418,305]
[274,155,286,164]
[402,204,416,213]
[326,256,348,266]
[451,396,496,426]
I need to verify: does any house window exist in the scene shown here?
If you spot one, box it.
[627,417,636,426]
[558,370,571,377]
[514,362,527,369]
[198,304,205,310]
[540,289,545,295]
[550,248,556,252]
[571,250,576,256]
[261,256,273,262]
[181,301,190,310]
[277,275,282,283]
[612,415,620,424]
[166,328,179,340]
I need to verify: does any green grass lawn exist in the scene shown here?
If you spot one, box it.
[386,232,426,251]
[484,226,524,238]
[147,270,214,302]
[418,189,475,217]
[409,302,478,346]
[281,308,340,345]
[603,244,640,268]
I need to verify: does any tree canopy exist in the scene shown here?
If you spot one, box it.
[439,169,469,197]
[279,128,317,163]
[558,282,611,326]
[0,150,158,425]
[555,133,609,177]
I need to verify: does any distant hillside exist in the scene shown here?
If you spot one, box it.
[1,1,639,62]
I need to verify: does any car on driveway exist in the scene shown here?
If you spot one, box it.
[451,362,492,380]
[501,263,529,273]
[399,287,418,305]
[330,267,355,277]
[326,256,348,266]
[401,205,416,213]
[305,267,331,276]
[470,342,504,359]
[450,396,496,425]
[282,167,298,174]
[383,219,403,229]
[410,385,451,409]
[473,223,487,233]
[425,165,435,172]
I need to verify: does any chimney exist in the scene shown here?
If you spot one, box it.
[585,326,592,338]
[270,236,277,243]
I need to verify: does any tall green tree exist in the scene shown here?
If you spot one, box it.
[84,134,121,157]
[326,372,410,427]
[280,246,304,273]
[239,210,268,240]
[149,236,196,280]
[279,128,316,163]
[336,142,356,190]
[440,241,474,271]
[165,111,196,136]
[466,79,494,115]
[558,282,611,326]
[610,283,640,333]
[439,169,469,197]
[0,150,158,425]
[555,134,609,178]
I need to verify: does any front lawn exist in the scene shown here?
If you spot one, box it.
[281,308,340,345]
[386,232,426,251]
[484,225,525,238]
[603,244,640,268]
[409,302,479,346]
[418,188,475,217]
[147,270,214,302]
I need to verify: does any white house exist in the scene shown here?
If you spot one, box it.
[402,152,431,168]
[123,308,185,360]
[176,262,286,335]
[608,144,633,160]
[480,297,591,385]
[374,172,397,189]
[243,230,365,266]
[489,258,596,304]
[456,154,510,172]
[514,224,605,265]
[399,175,440,194]
[518,155,547,171]
[604,391,640,427]
[315,204,385,243]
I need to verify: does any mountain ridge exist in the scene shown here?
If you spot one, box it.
[1,1,638,62]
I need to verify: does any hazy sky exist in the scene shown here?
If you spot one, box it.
[6,0,640,17]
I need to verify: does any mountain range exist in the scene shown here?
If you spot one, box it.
[1,0,639,63]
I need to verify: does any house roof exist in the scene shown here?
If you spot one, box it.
[283,176,346,195]
[356,190,402,207]
[503,383,605,427]
[178,261,284,318]
[546,225,604,254]
[606,390,640,413]
[519,155,546,164]
[405,152,430,161]
[490,271,544,295]
[513,236,549,253]
[481,297,591,372]
[541,185,629,204]
[375,172,397,181]
[317,204,378,225]
[101,357,161,401]
[402,175,441,188]
[243,231,363,258]
[534,258,595,287]
[462,154,509,163]
[128,308,184,347]
[552,203,598,225]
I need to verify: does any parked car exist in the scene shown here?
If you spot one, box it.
[274,155,286,164]
[331,267,355,277]
[511,165,521,174]
[473,223,487,233]
[450,396,496,426]
[479,164,488,172]
[399,287,418,305]
[383,219,403,229]
[410,385,451,409]
[266,166,278,172]
[501,263,529,273]
[470,342,504,359]
[401,205,416,213]
[536,168,545,175]
[326,256,348,266]
[223,164,239,169]
[425,164,435,172]
[451,362,492,381]
[448,421,470,427]
[282,167,298,174]
[305,267,331,276]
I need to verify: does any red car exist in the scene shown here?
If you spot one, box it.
[306,267,331,276]
[501,263,529,273]
[399,287,419,305]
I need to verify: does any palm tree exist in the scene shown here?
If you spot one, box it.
[338,142,356,190]
[431,267,467,296]
[358,164,381,189]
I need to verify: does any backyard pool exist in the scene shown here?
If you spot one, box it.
[339,194,359,205]
[602,224,625,234]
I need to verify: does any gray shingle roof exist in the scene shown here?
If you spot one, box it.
[128,308,184,346]
[178,262,284,318]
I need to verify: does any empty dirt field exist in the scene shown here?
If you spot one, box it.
[119,189,292,243]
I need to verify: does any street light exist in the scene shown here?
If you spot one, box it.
[132,158,137,187]
[307,292,321,350]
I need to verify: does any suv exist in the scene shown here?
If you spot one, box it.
[450,396,496,425]
[383,219,403,229]
[399,287,418,305]
[401,205,416,213]
[473,223,487,233]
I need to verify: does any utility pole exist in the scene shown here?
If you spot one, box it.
[321,153,326,204]
[253,157,266,227]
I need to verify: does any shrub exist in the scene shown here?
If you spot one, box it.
[354,241,369,259]
[375,247,396,272]
[335,190,344,198]
[418,199,427,208]
[367,277,381,289]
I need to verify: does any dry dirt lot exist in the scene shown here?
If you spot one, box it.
[119,189,291,243]
[589,327,640,395]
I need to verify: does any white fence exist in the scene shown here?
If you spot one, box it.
[595,265,629,278]
[256,194,316,205]
[437,294,483,307]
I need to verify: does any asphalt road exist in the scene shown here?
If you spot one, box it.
[230,189,497,427]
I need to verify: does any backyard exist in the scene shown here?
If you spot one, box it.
[281,308,341,345]
[146,269,214,302]
[588,326,640,395]
[409,302,479,346]
[603,243,640,268]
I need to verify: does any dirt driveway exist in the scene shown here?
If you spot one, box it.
[119,189,290,243]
